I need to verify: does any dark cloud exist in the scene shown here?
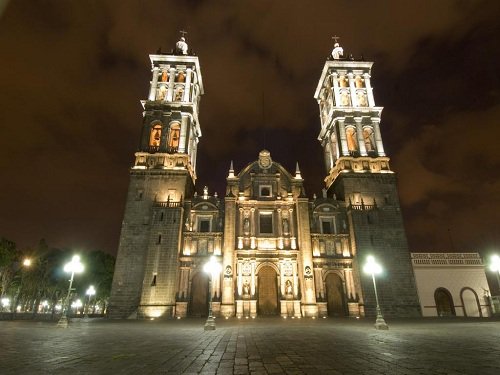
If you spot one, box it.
[0,0,499,256]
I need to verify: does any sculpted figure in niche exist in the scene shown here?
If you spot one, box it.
[340,90,350,106]
[243,280,250,296]
[363,128,375,151]
[357,91,367,107]
[285,280,293,295]
[346,128,358,152]
[282,218,289,235]
[243,217,250,235]
[161,70,168,82]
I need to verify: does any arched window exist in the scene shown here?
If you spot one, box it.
[161,70,168,82]
[149,124,162,147]
[174,86,184,101]
[176,71,185,83]
[434,287,455,317]
[355,75,364,88]
[346,127,358,152]
[363,128,375,152]
[167,123,181,153]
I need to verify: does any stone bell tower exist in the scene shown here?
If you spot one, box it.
[314,39,421,317]
[108,34,204,319]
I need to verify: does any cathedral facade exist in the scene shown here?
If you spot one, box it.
[108,38,421,319]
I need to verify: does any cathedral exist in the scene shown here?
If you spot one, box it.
[108,36,421,319]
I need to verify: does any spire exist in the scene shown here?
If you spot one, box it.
[295,162,302,179]
[228,160,235,178]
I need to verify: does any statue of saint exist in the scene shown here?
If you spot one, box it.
[282,218,289,234]
[243,280,250,296]
[285,280,293,295]
[243,218,250,235]
[157,85,167,101]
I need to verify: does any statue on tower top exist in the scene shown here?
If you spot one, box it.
[331,35,343,60]
[175,30,188,55]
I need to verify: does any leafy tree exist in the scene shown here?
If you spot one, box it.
[0,237,17,298]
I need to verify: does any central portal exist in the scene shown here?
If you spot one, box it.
[258,266,279,315]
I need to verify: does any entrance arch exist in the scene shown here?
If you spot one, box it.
[325,273,346,316]
[258,266,279,315]
[434,287,455,317]
[461,287,481,317]
[190,272,209,317]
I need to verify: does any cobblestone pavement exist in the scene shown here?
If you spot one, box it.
[1,317,500,374]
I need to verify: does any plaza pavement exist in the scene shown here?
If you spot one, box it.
[1,317,500,374]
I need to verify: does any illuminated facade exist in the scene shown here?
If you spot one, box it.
[108,38,421,319]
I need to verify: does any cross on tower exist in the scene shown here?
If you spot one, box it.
[180,30,188,39]
[332,35,340,44]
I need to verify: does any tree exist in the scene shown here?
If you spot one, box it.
[0,237,17,298]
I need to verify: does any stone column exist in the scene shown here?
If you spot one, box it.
[178,115,189,153]
[149,67,159,101]
[338,118,349,156]
[183,68,192,102]
[221,195,236,317]
[166,67,176,102]
[250,261,256,296]
[363,73,375,107]
[332,73,341,107]
[348,73,357,107]
[354,117,367,156]
[372,118,386,156]
[296,197,318,317]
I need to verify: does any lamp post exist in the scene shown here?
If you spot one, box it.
[203,256,222,331]
[490,255,500,290]
[57,255,84,328]
[84,285,96,319]
[363,255,389,330]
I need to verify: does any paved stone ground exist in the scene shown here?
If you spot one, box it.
[1,317,500,374]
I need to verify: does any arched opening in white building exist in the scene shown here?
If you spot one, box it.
[460,287,481,317]
[434,287,455,317]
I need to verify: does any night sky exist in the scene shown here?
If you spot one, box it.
[0,1,499,257]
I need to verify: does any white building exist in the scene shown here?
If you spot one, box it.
[411,253,492,317]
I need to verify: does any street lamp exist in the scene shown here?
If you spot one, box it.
[363,255,389,330]
[490,255,500,289]
[57,255,84,328]
[84,285,96,319]
[203,256,222,331]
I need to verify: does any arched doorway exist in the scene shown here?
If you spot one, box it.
[461,288,481,317]
[190,272,209,317]
[434,288,455,317]
[258,266,279,315]
[325,273,346,316]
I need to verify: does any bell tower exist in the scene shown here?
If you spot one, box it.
[109,34,204,319]
[314,40,421,317]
